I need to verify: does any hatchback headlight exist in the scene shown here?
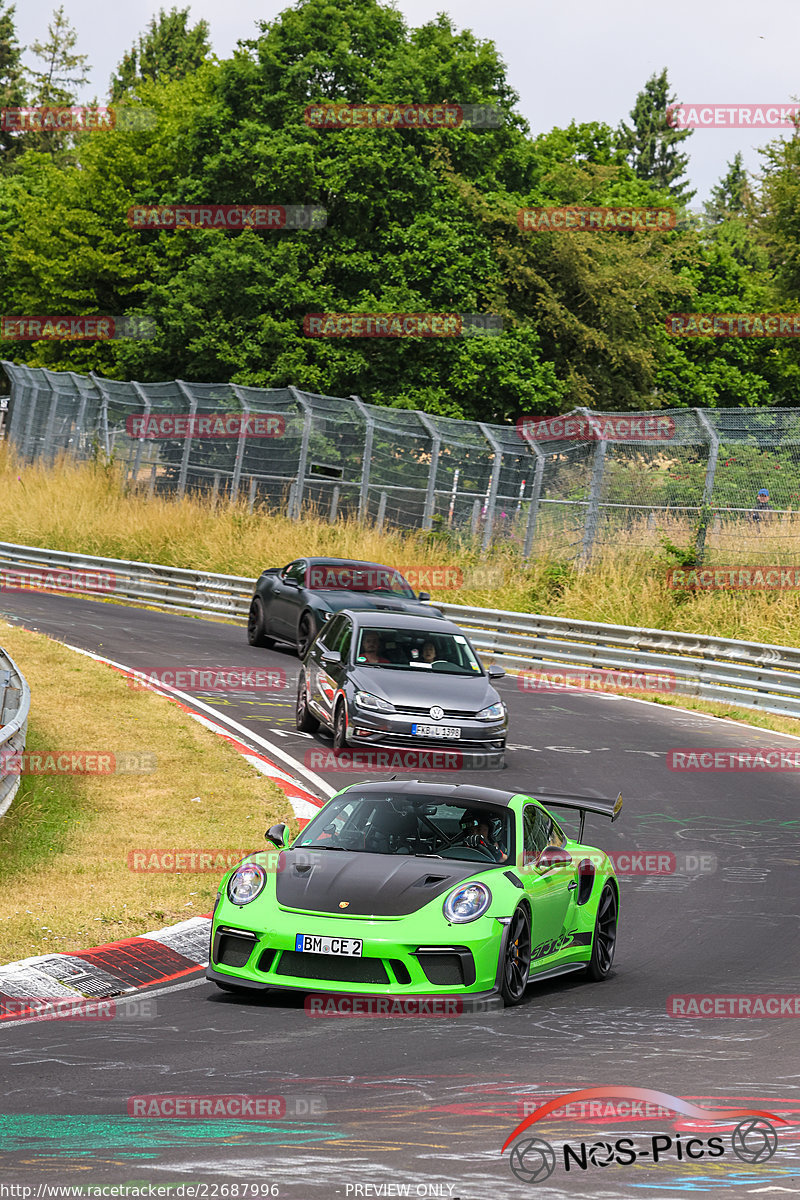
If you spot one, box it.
[443,882,492,923]
[477,701,505,721]
[354,690,395,713]
[227,863,267,906]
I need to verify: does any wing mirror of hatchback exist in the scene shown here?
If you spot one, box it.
[266,823,289,848]
[418,591,431,601]
[535,847,573,874]
[488,664,506,679]
[321,649,341,665]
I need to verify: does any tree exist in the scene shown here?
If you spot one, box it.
[27,5,90,106]
[618,69,695,205]
[0,0,27,166]
[110,7,212,103]
[705,153,753,224]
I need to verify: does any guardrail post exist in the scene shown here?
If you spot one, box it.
[417,412,441,531]
[350,396,373,521]
[579,422,607,566]
[288,387,312,520]
[694,409,720,566]
[478,423,504,551]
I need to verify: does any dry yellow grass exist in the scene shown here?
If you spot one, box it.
[0,620,292,963]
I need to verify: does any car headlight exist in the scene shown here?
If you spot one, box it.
[443,882,492,923]
[227,863,267,906]
[477,701,505,721]
[354,690,395,713]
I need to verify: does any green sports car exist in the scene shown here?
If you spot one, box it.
[206,781,621,1007]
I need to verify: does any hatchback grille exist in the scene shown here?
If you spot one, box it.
[394,704,480,718]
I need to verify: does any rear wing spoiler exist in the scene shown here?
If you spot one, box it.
[536,791,623,843]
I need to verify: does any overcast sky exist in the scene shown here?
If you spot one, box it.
[14,0,800,204]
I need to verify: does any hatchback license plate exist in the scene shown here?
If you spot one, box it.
[412,724,461,738]
[295,935,363,956]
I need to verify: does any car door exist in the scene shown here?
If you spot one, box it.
[520,803,575,953]
[308,614,349,725]
[268,559,307,636]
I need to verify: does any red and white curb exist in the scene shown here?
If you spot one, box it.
[0,642,330,1011]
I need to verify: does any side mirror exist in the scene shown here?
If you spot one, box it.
[266,823,289,848]
[322,649,341,665]
[535,846,572,874]
[418,591,431,602]
[488,664,505,680]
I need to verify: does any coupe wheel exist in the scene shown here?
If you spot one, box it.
[297,612,317,658]
[296,676,319,733]
[500,905,531,1006]
[586,883,618,981]
[332,700,348,752]
[247,597,273,648]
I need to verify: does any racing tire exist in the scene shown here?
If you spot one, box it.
[297,612,318,658]
[500,905,532,1007]
[332,700,349,752]
[585,883,618,981]
[296,675,319,733]
[247,597,273,648]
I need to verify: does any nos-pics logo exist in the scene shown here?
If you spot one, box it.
[502,1086,785,1184]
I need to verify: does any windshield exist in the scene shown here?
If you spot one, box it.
[296,794,514,864]
[308,563,415,598]
[355,628,483,675]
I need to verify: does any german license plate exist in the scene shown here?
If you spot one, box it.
[295,934,363,956]
[411,724,461,738]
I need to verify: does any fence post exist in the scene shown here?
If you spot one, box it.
[130,382,152,484]
[478,423,504,552]
[229,384,251,505]
[376,491,387,530]
[694,409,720,565]
[523,444,546,563]
[417,412,440,531]
[41,377,61,465]
[329,485,340,524]
[175,380,198,500]
[288,386,312,520]
[349,396,374,522]
[579,435,607,566]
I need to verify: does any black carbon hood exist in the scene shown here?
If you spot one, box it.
[275,849,489,917]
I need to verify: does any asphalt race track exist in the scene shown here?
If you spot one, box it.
[1,590,799,1198]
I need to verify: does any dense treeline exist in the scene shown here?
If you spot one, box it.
[2,0,800,422]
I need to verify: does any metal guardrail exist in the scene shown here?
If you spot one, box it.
[0,646,30,819]
[1,541,800,720]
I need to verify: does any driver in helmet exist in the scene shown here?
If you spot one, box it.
[459,809,508,862]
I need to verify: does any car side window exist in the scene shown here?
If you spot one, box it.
[318,614,345,650]
[337,620,353,663]
[523,804,553,864]
[283,560,306,585]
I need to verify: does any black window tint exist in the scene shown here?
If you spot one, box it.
[337,622,353,662]
[284,560,306,585]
